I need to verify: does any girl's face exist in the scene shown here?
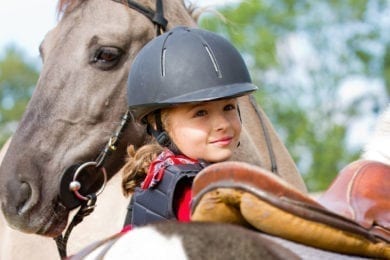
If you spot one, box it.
[165,98,241,163]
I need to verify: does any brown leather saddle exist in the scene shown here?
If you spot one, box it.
[191,160,390,259]
[318,160,389,241]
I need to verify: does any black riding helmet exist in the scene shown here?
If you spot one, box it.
[127,26,258,147]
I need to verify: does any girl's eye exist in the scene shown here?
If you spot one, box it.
[194,110,207,117]
[224,104,236,111]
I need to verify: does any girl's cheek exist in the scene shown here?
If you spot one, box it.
[230,114,242,126]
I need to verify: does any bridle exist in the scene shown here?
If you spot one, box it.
[54,0,167,258]
[115,0,168,35]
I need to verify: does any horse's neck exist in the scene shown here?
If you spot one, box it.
[362,105,390,165]
[236,95,307,192]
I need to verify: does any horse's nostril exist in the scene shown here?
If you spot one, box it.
[20,182,32,201]
[17,181,32,214]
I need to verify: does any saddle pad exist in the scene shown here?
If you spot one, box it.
[191,161,390,259]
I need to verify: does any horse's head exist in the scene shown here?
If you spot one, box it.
[0,0,196,237]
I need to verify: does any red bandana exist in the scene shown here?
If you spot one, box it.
[141,149,198,189]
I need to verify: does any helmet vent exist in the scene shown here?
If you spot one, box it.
[161,31,173,77]
[161,48,167,76]
[204,45,222,78]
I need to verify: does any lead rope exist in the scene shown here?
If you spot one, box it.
[54,195,97,259]
[54,111,132,258]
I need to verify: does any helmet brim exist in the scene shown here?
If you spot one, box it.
[131,83,257,123]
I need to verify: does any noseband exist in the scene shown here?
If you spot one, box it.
[55,1,168,258]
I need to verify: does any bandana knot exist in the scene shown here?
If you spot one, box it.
[141,149,198,189]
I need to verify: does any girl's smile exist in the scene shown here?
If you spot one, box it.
[209,136,234,146]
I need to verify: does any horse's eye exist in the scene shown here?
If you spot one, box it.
[91,47,123,70]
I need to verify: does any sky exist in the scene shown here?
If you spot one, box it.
[0,0,238,60]
[0,1,58,59]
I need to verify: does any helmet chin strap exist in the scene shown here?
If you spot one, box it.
[146,110,182,154]
[149,126,171,147]
[146,110,171,146]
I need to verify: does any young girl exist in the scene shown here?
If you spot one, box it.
[122,26,258,227]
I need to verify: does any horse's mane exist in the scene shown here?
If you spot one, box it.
[57,0,200,21]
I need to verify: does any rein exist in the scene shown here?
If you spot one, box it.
[54,0,168,258]
[248,95,278,174]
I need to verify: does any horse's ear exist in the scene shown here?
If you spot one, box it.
[57,0,82,16]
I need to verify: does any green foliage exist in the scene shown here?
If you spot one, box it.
[200,0,389,191]
[0,45,38,145]
[384,45,390,96]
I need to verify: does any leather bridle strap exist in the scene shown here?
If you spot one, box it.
[114,0,168,35]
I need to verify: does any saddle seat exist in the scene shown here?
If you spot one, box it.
[191,160,390,259]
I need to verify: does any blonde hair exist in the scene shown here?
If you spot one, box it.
[121,142,163,196]
[122,110,170,196]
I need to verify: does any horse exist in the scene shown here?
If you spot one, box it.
[0,0,308,258]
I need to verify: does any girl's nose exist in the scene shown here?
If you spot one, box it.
[214,113,230,131]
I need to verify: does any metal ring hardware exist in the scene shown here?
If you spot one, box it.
[69,161,107,201]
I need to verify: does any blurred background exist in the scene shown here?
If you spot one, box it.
[0,0,389,191]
